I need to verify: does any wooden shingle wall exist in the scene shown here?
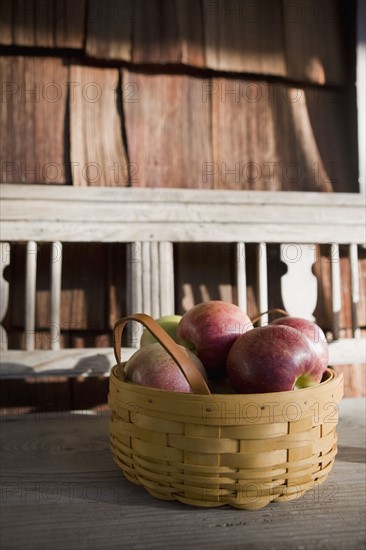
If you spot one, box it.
[0,0,363,402]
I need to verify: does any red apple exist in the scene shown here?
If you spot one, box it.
[270,316,329,370]
[226,324,328,393]
[177,301,253,379]
[124,342,208,393]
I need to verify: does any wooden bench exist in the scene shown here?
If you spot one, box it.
[1,184,365,381]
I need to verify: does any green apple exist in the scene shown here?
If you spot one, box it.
[140,315,195,350]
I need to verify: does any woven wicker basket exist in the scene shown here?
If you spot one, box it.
[109,314,343,510]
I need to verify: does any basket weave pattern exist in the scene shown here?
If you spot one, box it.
[109,364,343,510]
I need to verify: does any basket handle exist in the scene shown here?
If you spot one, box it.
[251,308,289,325]
[113,313,211,395]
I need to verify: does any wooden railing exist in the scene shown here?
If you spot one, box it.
[1,184,365,378]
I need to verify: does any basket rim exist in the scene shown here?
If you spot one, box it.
[110,365,342,401]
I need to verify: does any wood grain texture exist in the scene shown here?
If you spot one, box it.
[0,399,365,549]
[175,0,205,67]
[204,0,286,76]
[0,0,86,48]
[12,0,35,46]
[283,0,346,85]
[0,0,13,45]
[3,186,365,244]
[304,88,359,192]
[86,0,132,61]
[70,65,128,186]
[0,57,68,184]
[211,81,355,191]
[132,0,180,63]
[86,0,206,65]
[2,185,365,243]
[0,0,347,88]
[54,0,86,48]
[123,70,212,188]
[86,0,205,66]
[211,79,279,190]
[34,0,54,47]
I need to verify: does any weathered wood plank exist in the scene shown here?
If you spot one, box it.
[0,0,12,45]
[274,84,358,192]
[0,0,86,48]
[3,185,364,207]
[132,0,180,63]
[86,0,132,61]
[34,0,54,47]
[0,57,68,184]
[210,79,278,190]
[0,399,364,550]
[283,0,346,85]
[6,199,364,227]
[2,188,364,228]
[54,0,86,48]
[203,0,286,76]
[304,89,359,193]
[210,81,356,192]
[86,0,205,66]
[175,0,205,67]
[123,70,212,188]
[2,185,365,244]
[12,0,35,46]
[2,221,364,246]
[70,65,128,187]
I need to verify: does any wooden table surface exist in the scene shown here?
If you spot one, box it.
[1,398,365,550]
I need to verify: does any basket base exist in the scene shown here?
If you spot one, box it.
[141,472,331,510]
[109,366,343,510]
